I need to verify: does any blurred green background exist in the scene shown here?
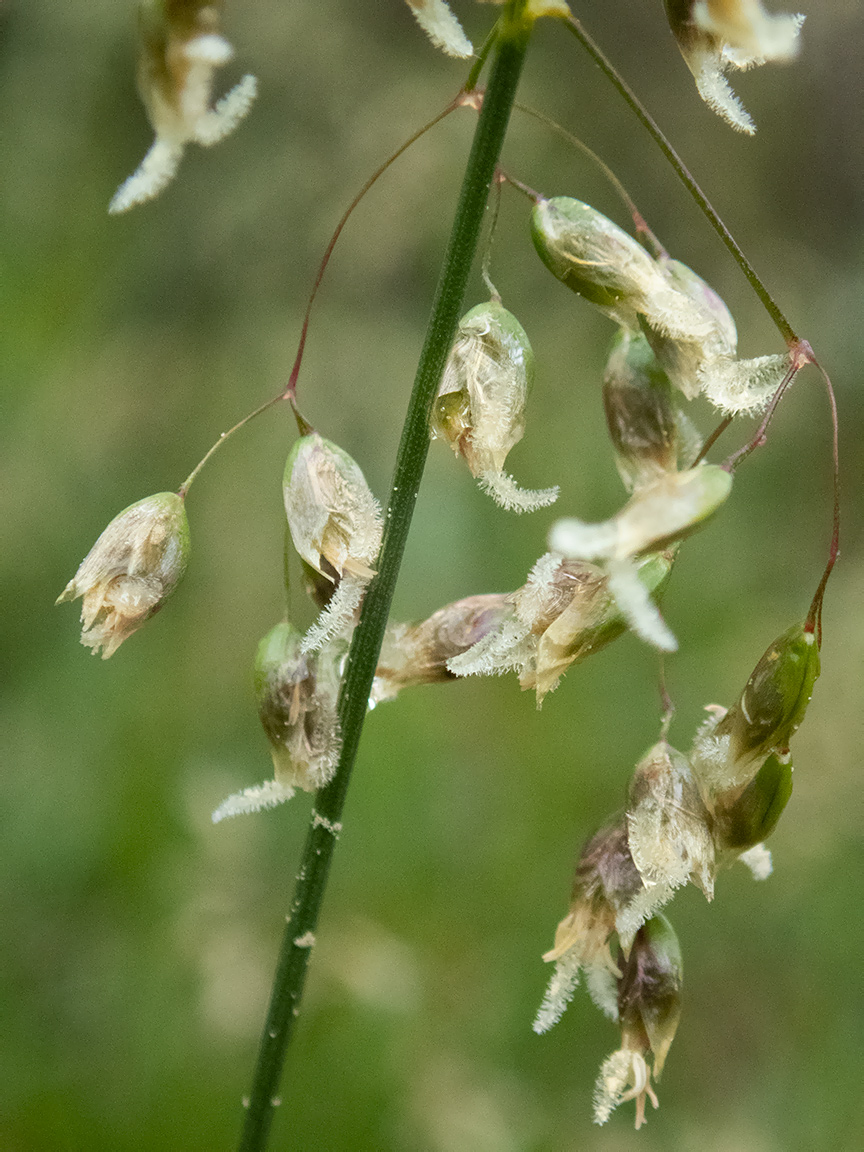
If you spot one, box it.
[2,2,862,1149]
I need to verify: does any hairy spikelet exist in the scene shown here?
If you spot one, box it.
[404,0,473,57]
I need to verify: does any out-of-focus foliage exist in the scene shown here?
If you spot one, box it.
[1,2,862,1148]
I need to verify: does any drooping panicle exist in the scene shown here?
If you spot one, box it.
[283,433,383,653]
[211,623,344,821]
[664,0,805,134]
[603,329,701,492]
[56,492,190,658]
[432,301,558,512]
[110,1,258,213]
[371,594,512,704]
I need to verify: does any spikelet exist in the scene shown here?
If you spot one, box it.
[593,915,682,1128]
[433,301,558,512]
[371,594,511,703]
[534,821,641,1031]
[549,467,731,652]
[212,626,344,821]
[664,0,804,133]
[56,492,190,657]
[283,434,383,653]
[110,1,257,212]
[624,741,716,937]
[404,0,473,58]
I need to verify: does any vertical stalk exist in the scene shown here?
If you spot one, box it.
[237,10,533,1151]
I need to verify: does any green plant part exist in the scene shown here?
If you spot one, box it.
[283,433,384,653]
[56,491,190,658]
[592,914,683,1129]
[603,328,700,491]
[253,621,343,789]
[550,465,732,564]
[531,196,665,326]
[712,752,794,853]
[432,299,558,511]
[717,622,821,763]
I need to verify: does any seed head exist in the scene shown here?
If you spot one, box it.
[57,491,190,658]
[692,622,820,796]
[212,624,344,821]
[664,0,805,134]
[284,433,382,584]
[372,594,511,703]
[433,301,558,513]
[110,1,258,212]
[603,329,699,491]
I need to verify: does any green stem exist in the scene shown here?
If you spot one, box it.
[178,395,284,499]
[237,12,533,1151]
[564,15,798,346]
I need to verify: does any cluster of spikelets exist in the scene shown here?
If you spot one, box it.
[104,0,804,214]
[407,0,804,135]
[379,188,797,702]
[56,0,818,1129]
[211,433,385,820]
[57,174,798,803]
[534,619,819,1126]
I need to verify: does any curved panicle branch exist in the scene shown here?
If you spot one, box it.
[283,94,467,402]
